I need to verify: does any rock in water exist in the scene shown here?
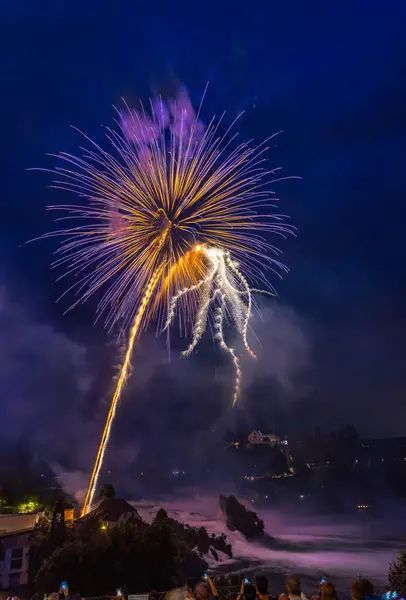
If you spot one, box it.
[219,495,267,541]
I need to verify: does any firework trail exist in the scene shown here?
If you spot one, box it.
[81,265,164,513]
[39,84,293,515]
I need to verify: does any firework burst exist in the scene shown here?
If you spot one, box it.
[45,90,290,334]
[38,85,294,514]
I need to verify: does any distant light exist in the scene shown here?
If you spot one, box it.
[300,494,304,499]
[265,495,268,499]
[354,460,359,464]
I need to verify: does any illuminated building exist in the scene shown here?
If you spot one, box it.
[248,430,280,446]
[246,431,294,478]
[64,507,74,525]
[248,430,291,462]
[0,512,43,591]
[79,498,142,529]
[357,504,372,511]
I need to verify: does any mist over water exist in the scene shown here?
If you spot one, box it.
[133,494,401,594]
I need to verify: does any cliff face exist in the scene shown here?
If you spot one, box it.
[219,495,267,541]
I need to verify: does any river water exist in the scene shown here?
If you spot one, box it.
[133,494,403,597]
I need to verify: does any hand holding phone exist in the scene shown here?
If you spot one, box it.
[244,578,249,585]
[320,577,327,585]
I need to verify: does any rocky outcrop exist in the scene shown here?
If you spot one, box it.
[219,495,267,541]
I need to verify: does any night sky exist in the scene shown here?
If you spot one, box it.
[1,0,406,489]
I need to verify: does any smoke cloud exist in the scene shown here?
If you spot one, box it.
[0,285,91,451]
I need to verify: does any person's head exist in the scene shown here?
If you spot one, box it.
[351,579,367,600]
[196,581,212,600]
[256,575,268,596]
[286,576,301,597]
[186,579,197,597]
[149,591,160,600]
[363,581,375,597]
[196,583,212,600]
[244,584,257,600]
[321,583,339,600]
[226,594,237,600]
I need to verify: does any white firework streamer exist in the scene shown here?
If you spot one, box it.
[214,295,242,405]
[165,244,273,403]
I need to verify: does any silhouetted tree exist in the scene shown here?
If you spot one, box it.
[33,511,212,594]
[99,483,116,500]
[388,548,406,597]
[154,508,169,522]
[47,500,68,553]
[196,527,210,555]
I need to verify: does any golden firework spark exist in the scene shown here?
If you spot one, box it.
[39,87,293,515]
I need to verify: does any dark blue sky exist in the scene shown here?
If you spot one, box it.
[1,0,406,482]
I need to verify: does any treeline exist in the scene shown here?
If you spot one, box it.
[154,508,232,558]
[29,506,232,595]
[0,446,64,512]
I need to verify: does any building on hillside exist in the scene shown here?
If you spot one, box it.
[0,512,43,592]
[80,498,142,530]
[248,430,280,446]
[247,430,292,472]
